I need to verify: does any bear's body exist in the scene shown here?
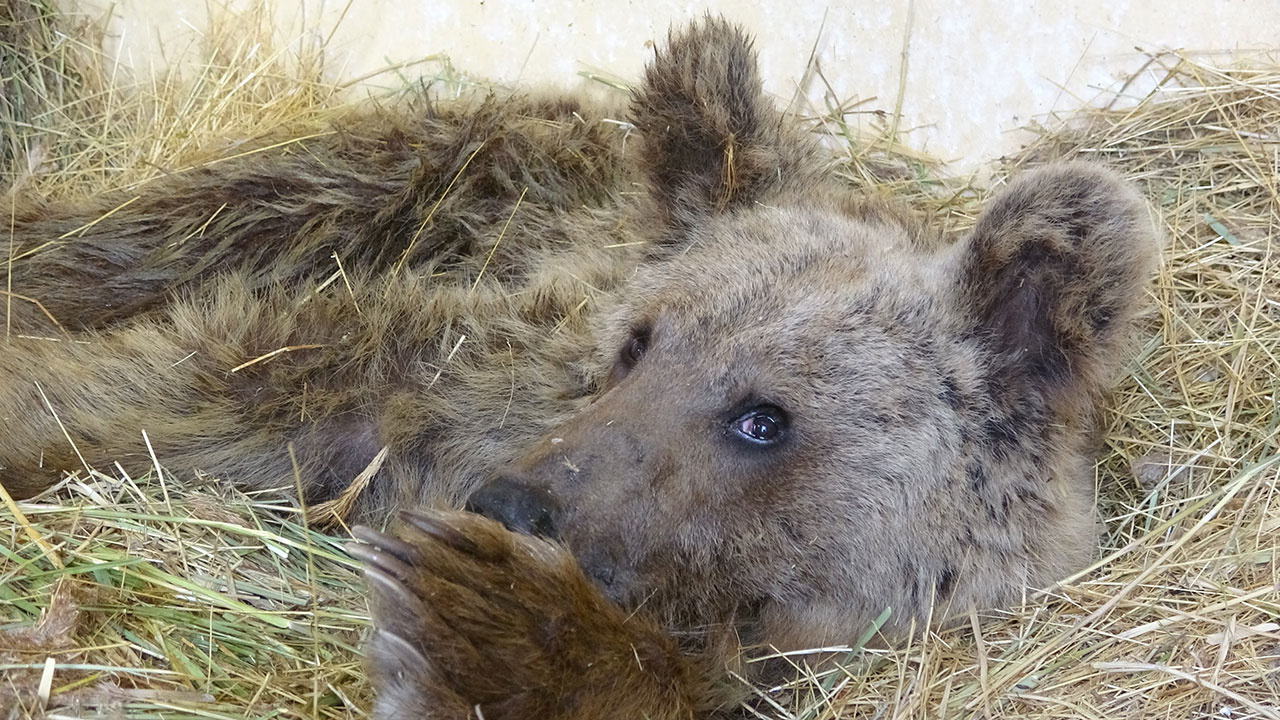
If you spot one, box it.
[1,19,1157,719]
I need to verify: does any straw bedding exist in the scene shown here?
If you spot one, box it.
[2,2,1277,718]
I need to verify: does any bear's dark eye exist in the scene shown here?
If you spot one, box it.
[622,333,648,365]
[606,330,650,387]
[732,406,787,445]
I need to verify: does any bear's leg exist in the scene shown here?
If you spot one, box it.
[0,276,388,505]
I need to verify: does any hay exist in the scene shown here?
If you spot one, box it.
[2,3,1278,718]
[1,0,84,187]
[1,0,350,199]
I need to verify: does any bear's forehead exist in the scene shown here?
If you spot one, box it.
[702,203,900,255]
[642,232,947,338]
[637,271,948,372]
[661,204,933,288]
[612,203,956,379]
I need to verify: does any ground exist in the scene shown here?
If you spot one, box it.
[1,2,1278,719]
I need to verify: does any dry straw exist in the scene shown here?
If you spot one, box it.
[2,1,1278,718]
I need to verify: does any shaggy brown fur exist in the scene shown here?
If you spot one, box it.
[0,91,634,505]
[1,17,1158,719]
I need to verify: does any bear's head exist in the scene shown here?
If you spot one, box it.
[466,17,1158,651]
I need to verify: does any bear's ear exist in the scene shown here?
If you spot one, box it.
[629,16,822,227]
[955,163,1158,408]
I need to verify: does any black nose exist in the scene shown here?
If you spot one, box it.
[464,476,561,539]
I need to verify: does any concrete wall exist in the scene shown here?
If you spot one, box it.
[70,0,1279,169]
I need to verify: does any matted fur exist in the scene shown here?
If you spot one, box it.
[1,17,1158,718]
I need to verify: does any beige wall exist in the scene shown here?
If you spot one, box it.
[69,0,1279,169]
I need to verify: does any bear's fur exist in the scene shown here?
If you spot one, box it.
[0,17,1157,719]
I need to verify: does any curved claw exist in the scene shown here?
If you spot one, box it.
[353,525,424,565]
[347,539,413,577]
[399,510,484,556]
[360,562,422,608]
[369,627,431,669]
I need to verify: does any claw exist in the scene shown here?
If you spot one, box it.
[370,628,431,669]
[353,525,423,565]
[399,510,483,556]
[350,540,419,589]
[362,562,423,608]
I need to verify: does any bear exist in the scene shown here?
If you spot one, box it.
[0,16,1158,719]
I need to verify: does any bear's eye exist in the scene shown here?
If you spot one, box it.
[606,330,650,388]
[732,406,787,445]
[622,333,648,365]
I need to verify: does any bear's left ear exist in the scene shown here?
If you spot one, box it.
[955,163,1159,407]
[629,16,823,228]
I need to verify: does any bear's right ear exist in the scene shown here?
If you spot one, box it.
[954,163,1158,411]
[629,16,822,229]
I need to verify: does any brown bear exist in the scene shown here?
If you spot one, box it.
[0,17,1156,720]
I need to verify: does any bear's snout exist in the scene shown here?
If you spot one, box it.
[465,475,562,539]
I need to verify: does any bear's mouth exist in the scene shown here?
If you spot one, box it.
[574,547,651,609]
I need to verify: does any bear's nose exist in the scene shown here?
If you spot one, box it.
[464,476,561,539]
